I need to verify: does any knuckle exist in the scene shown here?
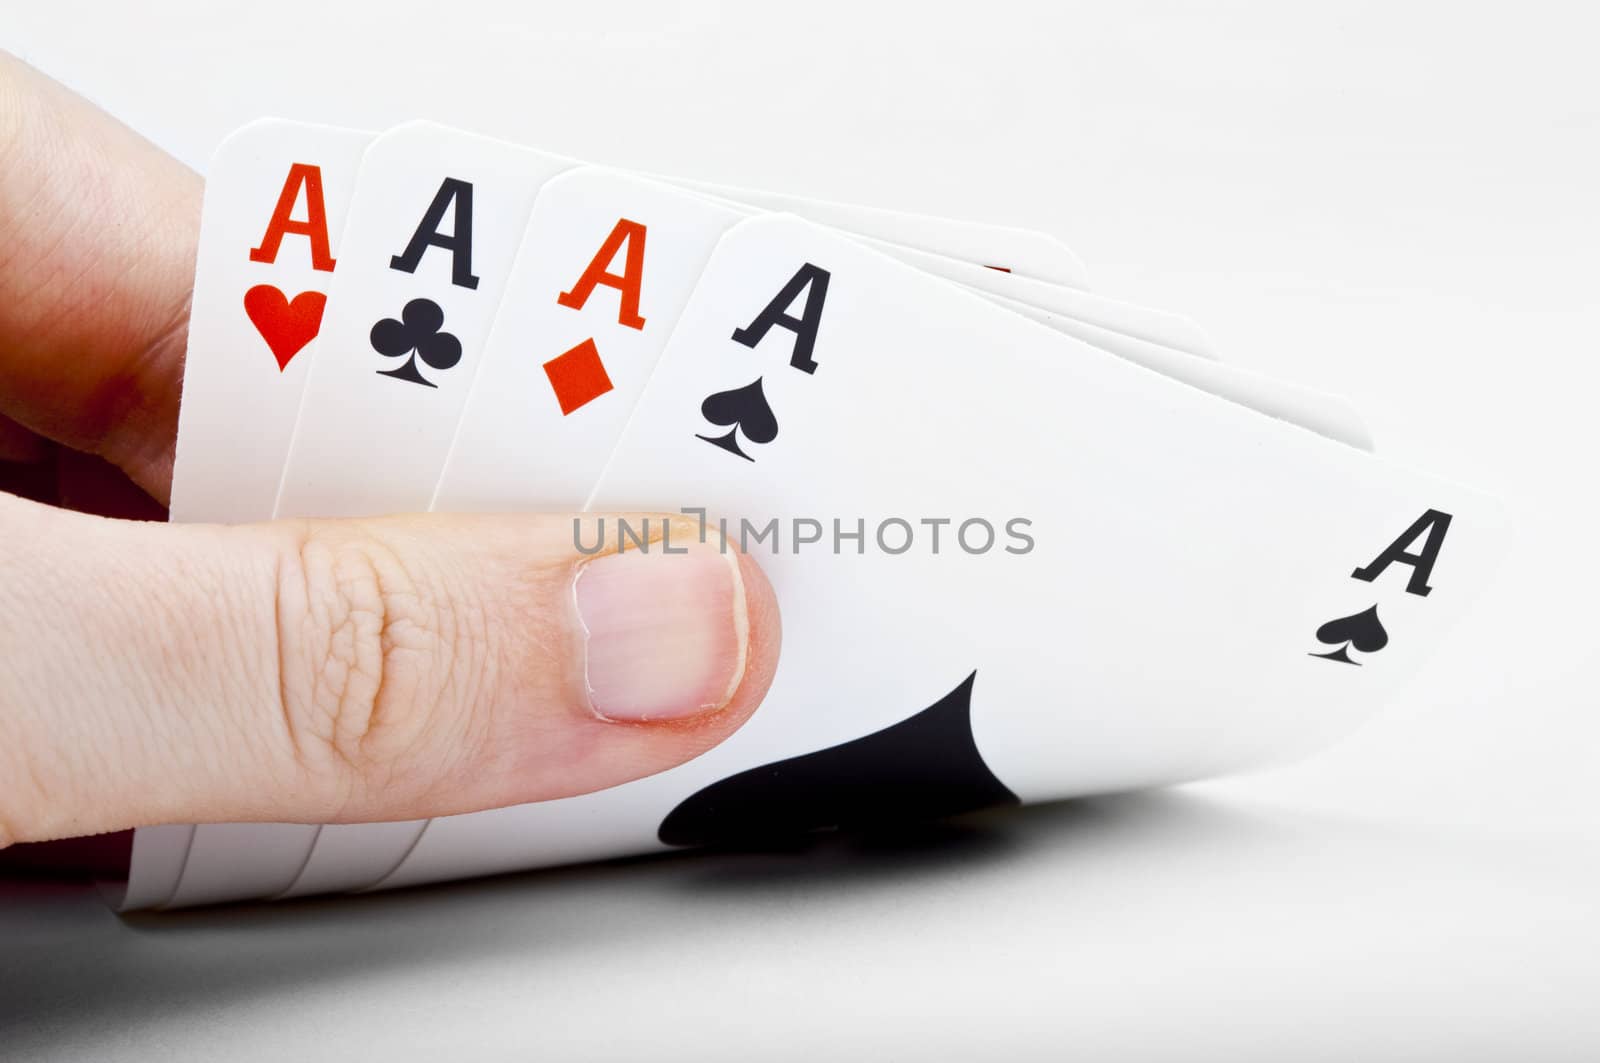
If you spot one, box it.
[273,526,492,811]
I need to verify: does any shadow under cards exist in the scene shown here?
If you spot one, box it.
[0,790,1324,1051]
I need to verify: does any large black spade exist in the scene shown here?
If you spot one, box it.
[658,671,1019,847]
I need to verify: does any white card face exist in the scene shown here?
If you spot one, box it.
[373,216,1505,891]
[671,175,1089,288]
[149,119,372,912]
[275,121,576,518]
[270,122,576,899]
[169,119,371,524]
[847,249,1369,448]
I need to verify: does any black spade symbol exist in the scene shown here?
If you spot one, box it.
[658,671,1019,848]
[695,377,778,461]
[370,297,463,388]
[1310,604,1389,665]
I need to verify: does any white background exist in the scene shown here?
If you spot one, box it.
[3,1,1597,1059]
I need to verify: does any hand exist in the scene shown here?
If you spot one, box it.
[0,54,780,847]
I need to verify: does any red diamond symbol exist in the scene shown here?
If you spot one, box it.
[543,338,614,415]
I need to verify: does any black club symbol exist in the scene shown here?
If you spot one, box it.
[370,298,463,388]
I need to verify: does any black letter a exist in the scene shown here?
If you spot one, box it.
[731,263,830,374]
[389,177,480,289]
[1351,508,1454,597]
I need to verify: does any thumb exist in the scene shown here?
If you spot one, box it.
[0,496,780,845]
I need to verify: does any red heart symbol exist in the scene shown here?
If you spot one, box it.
[243,284,327,370]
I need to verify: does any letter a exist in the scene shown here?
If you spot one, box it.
[388,177,480,289]
[556,218,648,330]
[249,163,337,271]
[730,263,830,374]
[1350,508,1454,597]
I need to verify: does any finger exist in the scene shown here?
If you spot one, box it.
[0,52,199,504]
[0,501,780,844]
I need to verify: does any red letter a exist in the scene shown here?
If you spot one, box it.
[556,219,647,330]
[248,163,336,272]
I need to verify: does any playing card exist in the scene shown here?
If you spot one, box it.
[170,119,370,523]
[116,823,190,912]
[854,244,1375,448]
[128,119,371,912]
[874,239,1215,357]
[672,175,1088,287]
[368,215,1504,891]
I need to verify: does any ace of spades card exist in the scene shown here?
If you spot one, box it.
[374,215,1506,888]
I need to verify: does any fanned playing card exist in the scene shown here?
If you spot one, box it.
[130,119,371,912]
